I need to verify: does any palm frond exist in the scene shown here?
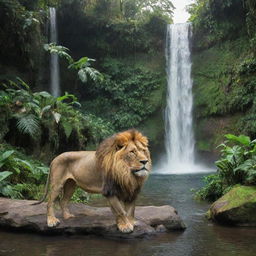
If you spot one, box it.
[16,114,40,139]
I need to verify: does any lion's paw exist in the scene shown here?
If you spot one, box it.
[47,216,60,227]
[118,222,134,233]
[63,213,75,220]
[128,217,137,226]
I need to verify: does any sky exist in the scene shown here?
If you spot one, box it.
[171,0,193,23]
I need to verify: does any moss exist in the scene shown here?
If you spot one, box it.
[210,185,256,224]
[192,36,255,152]
[195,115,242,153]
[216,186,256,211]
[192,38,249,118]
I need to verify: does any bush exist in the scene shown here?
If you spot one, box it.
[0,144,48,199]
[196,133,256,201]
[0,80,114,157]
[83,57,163,130]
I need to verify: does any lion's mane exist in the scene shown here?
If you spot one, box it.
[96,129,150,202]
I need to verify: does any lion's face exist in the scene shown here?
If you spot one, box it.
[96,129,151,197]
[121,141,151,177]
[96,129,151,182]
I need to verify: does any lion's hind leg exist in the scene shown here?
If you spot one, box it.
[60,178,76,220]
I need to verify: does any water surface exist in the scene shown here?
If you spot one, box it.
[1,174,256,256]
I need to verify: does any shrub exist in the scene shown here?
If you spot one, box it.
[195,133,256,201]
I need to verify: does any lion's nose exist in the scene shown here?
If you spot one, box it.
[140,160,148,165]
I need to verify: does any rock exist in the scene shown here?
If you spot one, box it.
[208,185,256,226]
[0,198,186,238]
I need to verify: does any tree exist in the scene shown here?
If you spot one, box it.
[122,0,174,21]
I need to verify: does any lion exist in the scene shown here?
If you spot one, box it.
[34,129,151,233]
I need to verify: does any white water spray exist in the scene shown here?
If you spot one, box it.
[161,23,210,174]
[49,7,60,97]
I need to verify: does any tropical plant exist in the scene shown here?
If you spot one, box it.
[0,146,49,199]
[44,43,103,83]
[0,79,114,157]
[82,57,163,130]
[196,134,256,201]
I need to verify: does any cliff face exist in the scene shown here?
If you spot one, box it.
[190,0,256,157]
[192,37,249,155]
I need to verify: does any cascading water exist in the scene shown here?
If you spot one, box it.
[164,23,196,173]
[49,7,60,97]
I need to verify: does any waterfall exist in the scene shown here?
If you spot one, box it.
[164,23,195,173]
[49,7,60,97]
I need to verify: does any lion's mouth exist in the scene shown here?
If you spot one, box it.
[132,167,149,177]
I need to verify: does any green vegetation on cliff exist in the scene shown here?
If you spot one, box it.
[189,0,256,153]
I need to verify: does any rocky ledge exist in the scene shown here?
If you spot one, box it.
[207,185,256,226]
[0,198,186,239]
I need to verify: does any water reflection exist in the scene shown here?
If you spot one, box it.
[1,174,256,256]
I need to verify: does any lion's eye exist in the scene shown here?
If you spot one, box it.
[130,150,135,154]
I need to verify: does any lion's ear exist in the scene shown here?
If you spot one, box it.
[134,132,148,147]
[115,132,130,149]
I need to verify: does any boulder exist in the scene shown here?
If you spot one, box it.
[0,198,186,238]
[208,185,256,226]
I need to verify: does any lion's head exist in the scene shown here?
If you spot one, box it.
[96,129,151,201]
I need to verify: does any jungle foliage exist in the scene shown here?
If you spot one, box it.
[0,0,171,201]
[0,144,49,199]
[0,143,94,202]
[0,80,113,159]
[82,58,164,130]
[190,0,256,154]
[57,0,168,139]
[196,134,256,201]
[187,0,251,49]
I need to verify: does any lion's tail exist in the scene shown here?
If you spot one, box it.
[32,164,51,205]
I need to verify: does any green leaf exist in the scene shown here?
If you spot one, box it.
[56,92,77,102]
[0,150,15,162]
[16,114,40,138]
[34,91,52,98]
[0,171,13,182]
[68,57,89,70]
[78,69,87,83]
[225,134,251,146]
[62,121,73,139]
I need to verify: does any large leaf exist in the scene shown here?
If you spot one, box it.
[68,57,89,70]
[225,134,251,146]
[34,91,52,98]
[0,171,13,182]
[56,92,77,102]
[78,69,87,83]
[44,43,72,63]
[62,121,73,139]
[234,157,256,173]
[0,150,15,162]
[16,114,40,138]
[0,150,15,168]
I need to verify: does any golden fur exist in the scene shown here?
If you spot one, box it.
[34,129,151,233]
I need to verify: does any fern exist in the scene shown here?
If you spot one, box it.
[16,114,40,139]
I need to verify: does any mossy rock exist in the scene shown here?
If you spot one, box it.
[208,185,256,226]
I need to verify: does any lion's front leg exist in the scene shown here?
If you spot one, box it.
[107,196,134,233]
[125,201,136,226]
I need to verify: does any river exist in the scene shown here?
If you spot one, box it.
[1,174,256,256]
